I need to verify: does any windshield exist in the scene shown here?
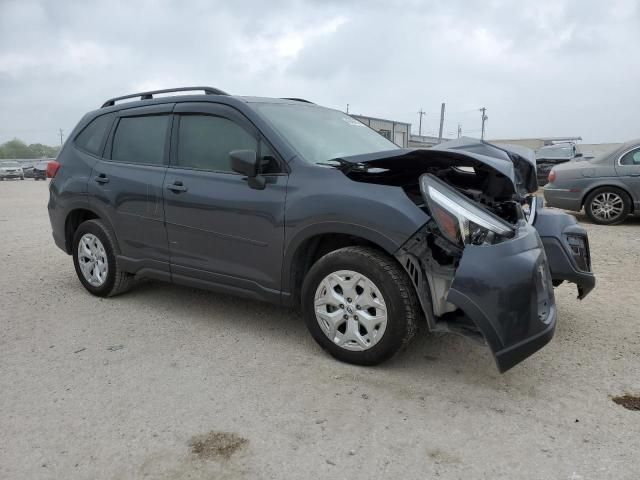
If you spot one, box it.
[535,145,574,159]
[254,103,400,164]
[1,161,20,168]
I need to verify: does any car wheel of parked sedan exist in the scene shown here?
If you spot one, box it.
[302,246,418,366]
[585,187,630,225]
[72,219,133,297]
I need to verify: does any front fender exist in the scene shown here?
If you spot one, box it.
[281,221,402,295]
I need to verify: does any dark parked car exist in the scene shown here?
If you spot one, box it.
[24,161,48,180]
[47,87,595,372]
[544,139,640,224]
[536,142,581,186]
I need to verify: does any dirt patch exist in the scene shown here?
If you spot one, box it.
[612,394,640,411]
[189,431,248,460]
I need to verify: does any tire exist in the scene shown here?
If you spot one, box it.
[20,176,24,180]
[584,187,630,225]
[72,219,133,297]
[301,246,418,366]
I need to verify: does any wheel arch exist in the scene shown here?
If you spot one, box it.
[64,208,118,254]
[282,223,401,307]
[581,182,634,213]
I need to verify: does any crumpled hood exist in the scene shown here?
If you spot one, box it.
[432,137,538,194]
[332,137,538,196]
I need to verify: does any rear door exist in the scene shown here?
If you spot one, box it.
[614,146,640,208]
[163,102,288,301]
[88,104,173,276]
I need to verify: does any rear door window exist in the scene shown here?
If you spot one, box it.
[111,115,170,165]
[75,114,115,156]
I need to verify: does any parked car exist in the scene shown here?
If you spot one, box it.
[47,87,595,372]
[0,161,25,180]
[535,142,582,186]
[24,161,48,180]
[544,139,640,225]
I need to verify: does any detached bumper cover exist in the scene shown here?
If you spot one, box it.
[447,225,557,372]
[533,208,595,299]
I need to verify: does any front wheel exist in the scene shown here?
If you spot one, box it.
[301,246,418,366]
[585,187,630,225]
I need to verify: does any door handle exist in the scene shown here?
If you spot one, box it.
[94,174,109,184]
[167,181,187,193]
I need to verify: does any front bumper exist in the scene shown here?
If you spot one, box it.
[533,207,595,299]
[446,225,556,372]
[0,172,23,178]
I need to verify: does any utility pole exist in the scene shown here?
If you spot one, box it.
[346,104,349,114]
[479,107,488,140]
[417,109,425,136]
[457,123,462,138]
[58,128,64,146]
[437,102,446,143]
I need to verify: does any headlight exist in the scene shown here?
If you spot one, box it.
[420,173,515,246]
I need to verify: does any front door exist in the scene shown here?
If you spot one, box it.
[163,103,288,301]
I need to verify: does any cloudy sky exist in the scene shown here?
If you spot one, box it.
[1,0,638,146]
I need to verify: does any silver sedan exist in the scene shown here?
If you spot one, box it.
[544,139,640,224]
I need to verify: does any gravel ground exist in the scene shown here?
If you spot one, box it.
[1,180,639,480]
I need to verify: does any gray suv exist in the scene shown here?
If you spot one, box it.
[48,87,595,372]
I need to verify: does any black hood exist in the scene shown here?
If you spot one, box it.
[332,137,538,196]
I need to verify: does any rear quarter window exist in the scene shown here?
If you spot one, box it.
[620,148,640,166]
[74,114,115,156]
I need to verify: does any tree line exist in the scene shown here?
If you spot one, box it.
[0,138,61,159]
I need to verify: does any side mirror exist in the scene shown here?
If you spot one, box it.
[230,149,258,176]
[229,149,265,190]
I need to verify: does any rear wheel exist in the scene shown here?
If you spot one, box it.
[301,246,418,366]
[585,187,630,225]
[72,219,133,297]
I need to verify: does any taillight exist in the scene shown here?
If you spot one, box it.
[46,160,61,178]
[548,169,556,184]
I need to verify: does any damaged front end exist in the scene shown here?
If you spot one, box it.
[336,139,592,372]
[395,173,556,372]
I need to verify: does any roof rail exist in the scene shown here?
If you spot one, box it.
[101,86,229,108]
[281,97,315,104]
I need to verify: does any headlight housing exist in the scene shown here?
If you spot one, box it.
[420,174,515,247]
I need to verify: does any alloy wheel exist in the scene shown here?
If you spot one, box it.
[77,233,109,287]
[314,270,388,351]
[591,192,624,221]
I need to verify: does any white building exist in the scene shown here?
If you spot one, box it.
[351,114,411,148]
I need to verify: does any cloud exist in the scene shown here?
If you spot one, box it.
[0,0,638,144]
